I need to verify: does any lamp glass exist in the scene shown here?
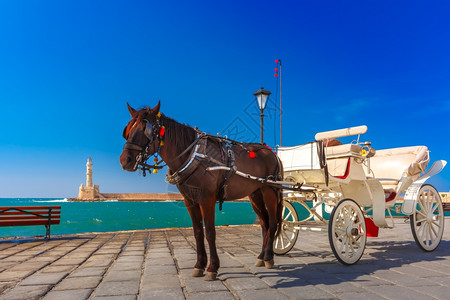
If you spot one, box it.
[256,93,269,110]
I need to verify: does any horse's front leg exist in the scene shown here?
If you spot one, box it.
[184,200,207,277]
[200,198,219,281]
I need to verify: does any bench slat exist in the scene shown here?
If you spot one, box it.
[0,216,61,221]
[0,220,61,227]
[0,211,60,216]
[0,206,61,211]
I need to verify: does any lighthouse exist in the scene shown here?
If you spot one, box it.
[77,157,100,200]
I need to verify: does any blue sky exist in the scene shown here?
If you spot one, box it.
[1,0,450,197]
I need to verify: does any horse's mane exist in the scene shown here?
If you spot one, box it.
[160,113,197,152]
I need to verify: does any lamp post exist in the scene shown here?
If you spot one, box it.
[253,87,271,144]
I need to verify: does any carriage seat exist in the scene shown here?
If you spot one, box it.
[365,146,429,189]
[325,144,362,178]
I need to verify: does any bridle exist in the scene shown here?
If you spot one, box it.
[123,116,165,175]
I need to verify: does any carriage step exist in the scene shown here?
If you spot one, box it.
[294,226,327,232]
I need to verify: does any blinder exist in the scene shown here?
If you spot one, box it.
[144,119,153,140]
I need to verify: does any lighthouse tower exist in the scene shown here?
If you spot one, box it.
[86,157,93,187]
[78,157,100,200]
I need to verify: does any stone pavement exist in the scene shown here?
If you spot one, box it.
[0,218,449,300]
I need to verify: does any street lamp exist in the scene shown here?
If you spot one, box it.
[253,87,271,144]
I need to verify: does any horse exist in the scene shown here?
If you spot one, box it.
[120,101,283,281]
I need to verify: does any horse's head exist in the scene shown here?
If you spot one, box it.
[120,101,162,171]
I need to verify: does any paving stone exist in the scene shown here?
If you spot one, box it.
[53,276,102,290]
[150,257,176,266]
[143,264,177,275]
[235,288,289,300]
[337,291,387,300]
[0,270,35,282]
[141,274,180,289]
[0,284,51,300]
[140,287,185,300]
[9,261,49,271]
[344,274,394,287]
[69,267,107,277]
[307,279,363,294]
[92,295,136,300]
[275,284,335,299]
[184,278,229,293]
[41,265,76,273]
[110,261,142,271]
[189,291,235,300]
[409,284,450,299]
[0,282,14,293]
[225,277,270,290]
[82,258,113,268]
[41,289,92,300]
[365,285,431,300]
[19,272,68,285]
[218,267,254,280]
[94,281,140,296]
[104,270,141,282]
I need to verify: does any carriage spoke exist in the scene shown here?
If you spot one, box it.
[416,210,427,218]
[279,234,286,249]
[344,238,349,259]
[415,217,427,224]
[428,224,438,240]
[284,210,292,220]
[431,220,441,228]
[431,203,439,214]
[418,199,426,213]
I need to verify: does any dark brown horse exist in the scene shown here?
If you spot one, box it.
[120,102,283,280]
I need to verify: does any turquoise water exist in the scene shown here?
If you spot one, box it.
[0,198,258,238]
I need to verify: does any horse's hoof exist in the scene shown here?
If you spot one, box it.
[191,268,204,277]
[264,259,274,269]
[204,271,218,281]
[255,259,264,267]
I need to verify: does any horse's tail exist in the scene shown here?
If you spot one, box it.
[275,187,283,239]
[274,152,284,239]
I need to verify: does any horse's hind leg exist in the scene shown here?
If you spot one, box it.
[184,199,207,277]
[249,189,269,267]
[199,197,219,281]
[261,187,280,269]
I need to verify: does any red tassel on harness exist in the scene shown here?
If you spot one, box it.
[249,151,256,158]
[159,126,165,137]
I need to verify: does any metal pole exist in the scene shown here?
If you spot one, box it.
[279,59,282,147]
[260,109,264,144]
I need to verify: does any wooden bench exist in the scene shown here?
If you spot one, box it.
[0,206,61,239]
[443,203,450,212]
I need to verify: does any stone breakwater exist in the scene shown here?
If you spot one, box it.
[68,193,249,202]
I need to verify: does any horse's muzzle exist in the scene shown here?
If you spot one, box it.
[120,150,138,172]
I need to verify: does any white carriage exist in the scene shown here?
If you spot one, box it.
[274,125,447,264]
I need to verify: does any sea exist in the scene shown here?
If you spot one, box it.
[0,198,259,238]
[0,198,448,239]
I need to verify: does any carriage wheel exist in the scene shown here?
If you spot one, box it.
[328,199,367,265]
[274,200,299,255]
[410,184,444,252]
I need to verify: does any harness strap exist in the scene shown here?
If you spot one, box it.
[217,141,235,210]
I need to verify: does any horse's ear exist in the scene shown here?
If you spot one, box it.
[152,100,161,114]
[127,103,136,117]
